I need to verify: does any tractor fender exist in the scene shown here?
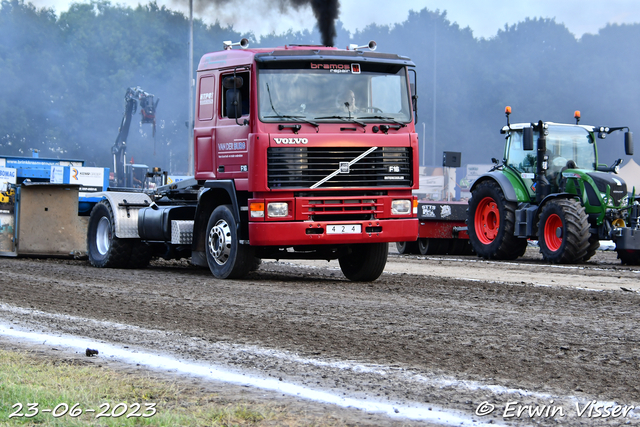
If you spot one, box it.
[535,192,581,217]
[91,191,153,238]
[470,172,518,202]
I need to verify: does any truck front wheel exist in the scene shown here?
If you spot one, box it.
[339,243,388,282]
[206,205,254,279]
[467,180,526,260]
[538,199,589,263]
[87,201,132,268]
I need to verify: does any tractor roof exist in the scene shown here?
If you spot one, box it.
[501,122,596,134]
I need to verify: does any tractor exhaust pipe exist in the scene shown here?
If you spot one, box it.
[535,120,551,203]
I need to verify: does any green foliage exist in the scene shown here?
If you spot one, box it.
[0,1,638,171]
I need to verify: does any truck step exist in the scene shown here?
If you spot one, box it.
[171,220,194,245]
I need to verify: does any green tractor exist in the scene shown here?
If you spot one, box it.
[467,107,640,264]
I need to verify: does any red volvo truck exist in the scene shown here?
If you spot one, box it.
[86,39,419,281]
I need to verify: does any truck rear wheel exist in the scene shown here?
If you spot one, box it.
[538,199,590,263]
[339,243,388,282]
[396,241,418,254]
[87,201,132,268]
[206,204,254,279]
[467,180,526,260]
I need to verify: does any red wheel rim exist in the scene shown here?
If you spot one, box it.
[474,196,500,244]
[544,213,563,251]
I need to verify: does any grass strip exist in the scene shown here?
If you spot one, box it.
[0,348,344,426]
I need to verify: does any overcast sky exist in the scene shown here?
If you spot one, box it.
[29,0,640,39]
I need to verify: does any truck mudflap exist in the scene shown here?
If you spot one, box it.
[248,218,418,246]
[92,191,152,238]
[613,227,640,251]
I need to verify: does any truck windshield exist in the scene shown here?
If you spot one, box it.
[258,62,412,124]
[506,125,596,173]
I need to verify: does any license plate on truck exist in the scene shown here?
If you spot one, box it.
[326,224,362,234]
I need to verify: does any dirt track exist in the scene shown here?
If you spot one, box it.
[1,247,639,426]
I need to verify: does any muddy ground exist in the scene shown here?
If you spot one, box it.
[1,246,639,426]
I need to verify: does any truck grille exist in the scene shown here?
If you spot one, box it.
[267,147,412,189]
[300,197,383,221]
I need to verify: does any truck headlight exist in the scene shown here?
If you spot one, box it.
[391,200,411,215]
[267,202,288,217]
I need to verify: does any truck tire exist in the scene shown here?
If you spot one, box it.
[418,238,437,255]
[339,243,388,282]
[538,199,590,263]
[128,242,153,268]
[467,180,526,260]
[396,241,418,254]
[617,249,640,265]
[87,200,132,268]
[205,204,254,279]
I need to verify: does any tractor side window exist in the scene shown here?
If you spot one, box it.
[506,132,536,173]
[222,72,250,119]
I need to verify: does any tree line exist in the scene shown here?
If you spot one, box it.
[1,0,638,173]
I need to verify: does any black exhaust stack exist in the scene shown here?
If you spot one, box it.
[535,120,550,203]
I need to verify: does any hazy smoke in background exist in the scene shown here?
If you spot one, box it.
[191,0,340,46]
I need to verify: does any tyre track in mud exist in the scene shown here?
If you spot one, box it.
[1,252,640,425]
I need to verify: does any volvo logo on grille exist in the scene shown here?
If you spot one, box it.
[339,162,350,173]
[274,138,308,145]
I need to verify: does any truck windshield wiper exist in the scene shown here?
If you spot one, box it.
[314,115,366,128]
[263,115,319,129]
[265,83,318,130]
[358,115,407,127]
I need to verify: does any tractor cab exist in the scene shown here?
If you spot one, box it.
[503,122,598,197]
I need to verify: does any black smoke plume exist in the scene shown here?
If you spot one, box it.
[305,0,340,46]
[191,0,340,47]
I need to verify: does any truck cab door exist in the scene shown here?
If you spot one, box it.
[213,71,251,181]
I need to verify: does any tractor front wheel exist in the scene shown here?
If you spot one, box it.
[538,199,590,263]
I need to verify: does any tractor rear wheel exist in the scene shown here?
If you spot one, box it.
[339,243,388,282]
[467,180,527,260]
[538,199,590,263]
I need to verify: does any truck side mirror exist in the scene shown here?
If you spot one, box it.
[523,127,534,151]
[625,131,634,156]
[410,83,417,112]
